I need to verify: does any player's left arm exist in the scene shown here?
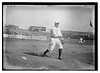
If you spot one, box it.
[58,30,65,44]
[60,30,64,40]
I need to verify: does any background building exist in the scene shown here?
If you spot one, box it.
[29,26,46,32]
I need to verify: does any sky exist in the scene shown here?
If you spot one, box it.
[4,5,94,32]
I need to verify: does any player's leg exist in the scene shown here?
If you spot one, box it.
[58,49,62,60]
[79,40,81,43]
[57,39,63,60]
[42,38,56,56]
[43,49,49,56]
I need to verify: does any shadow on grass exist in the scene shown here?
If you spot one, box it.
[23,52,51,58]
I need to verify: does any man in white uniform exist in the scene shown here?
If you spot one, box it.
[42,21,64,60]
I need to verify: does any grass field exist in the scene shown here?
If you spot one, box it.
[3,38,95,70]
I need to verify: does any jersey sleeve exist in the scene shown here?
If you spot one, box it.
[59,30,64,40]
[50,28,57,37]
[59,29,63,37]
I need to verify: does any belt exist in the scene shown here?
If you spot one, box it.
[51,36,56,38]
[51,36,63,38]
[51,36,59,38]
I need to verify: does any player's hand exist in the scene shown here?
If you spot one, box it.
[58,37,64,44]
[61,39,65,44]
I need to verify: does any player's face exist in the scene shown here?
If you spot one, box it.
[55,23,59,28]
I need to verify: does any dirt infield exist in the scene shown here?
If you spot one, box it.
[3,38,95,70]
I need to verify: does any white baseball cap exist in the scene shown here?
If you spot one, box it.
[55,21,59,24]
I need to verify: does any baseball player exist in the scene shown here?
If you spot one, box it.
[42,21,64,60]
[79,37,85,44]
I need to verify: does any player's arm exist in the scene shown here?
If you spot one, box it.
[51,28,57,38]
[58,34,64,44]
[58,30,64,40]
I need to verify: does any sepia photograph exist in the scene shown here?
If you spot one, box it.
[2,2,98,71]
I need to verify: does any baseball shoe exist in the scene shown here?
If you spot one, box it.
[58,57,62,60]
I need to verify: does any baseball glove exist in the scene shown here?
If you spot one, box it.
[60,39,65,44]
[53,36,65,44]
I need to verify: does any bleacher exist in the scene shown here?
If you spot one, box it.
[3,25,47,40]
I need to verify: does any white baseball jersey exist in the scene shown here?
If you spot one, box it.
[48,27,63,51]
[51,27,63,38]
